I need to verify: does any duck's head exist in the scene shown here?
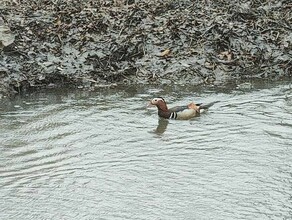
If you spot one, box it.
[148,97,168,111]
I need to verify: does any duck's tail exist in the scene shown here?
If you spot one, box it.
[198,101,219,110]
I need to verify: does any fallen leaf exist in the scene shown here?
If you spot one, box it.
[159,48,171,57]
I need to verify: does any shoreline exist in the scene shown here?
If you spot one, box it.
[1,0,291,98]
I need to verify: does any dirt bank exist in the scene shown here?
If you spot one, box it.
[0,0,291,98]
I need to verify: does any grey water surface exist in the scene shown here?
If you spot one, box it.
[0,81,292,220]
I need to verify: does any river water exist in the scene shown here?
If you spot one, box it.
[0,80,292,220]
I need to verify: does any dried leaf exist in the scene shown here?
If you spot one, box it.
[159,49,171,57]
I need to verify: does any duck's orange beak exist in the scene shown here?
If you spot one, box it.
[147,100,154,108]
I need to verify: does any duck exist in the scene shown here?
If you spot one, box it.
[148,97,216,120]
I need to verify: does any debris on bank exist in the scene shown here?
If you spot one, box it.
[0,0,291,98]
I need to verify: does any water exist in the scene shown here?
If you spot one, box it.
[0,81,292,220]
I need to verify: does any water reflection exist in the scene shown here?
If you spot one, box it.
[154,118,169,135]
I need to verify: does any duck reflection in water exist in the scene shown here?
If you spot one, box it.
[154,118,169,135]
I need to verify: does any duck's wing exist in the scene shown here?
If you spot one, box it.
[167,103,204,120]
[168,105,189,113]
[169,102,202,112]
[166,101,218,120]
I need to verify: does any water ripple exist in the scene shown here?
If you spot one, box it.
[0,82,292,219]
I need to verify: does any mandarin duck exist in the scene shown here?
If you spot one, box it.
[148,97,216,120]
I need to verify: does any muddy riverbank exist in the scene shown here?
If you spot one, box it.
[0,0,291,98]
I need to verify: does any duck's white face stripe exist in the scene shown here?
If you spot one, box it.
[151,98,165,104]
